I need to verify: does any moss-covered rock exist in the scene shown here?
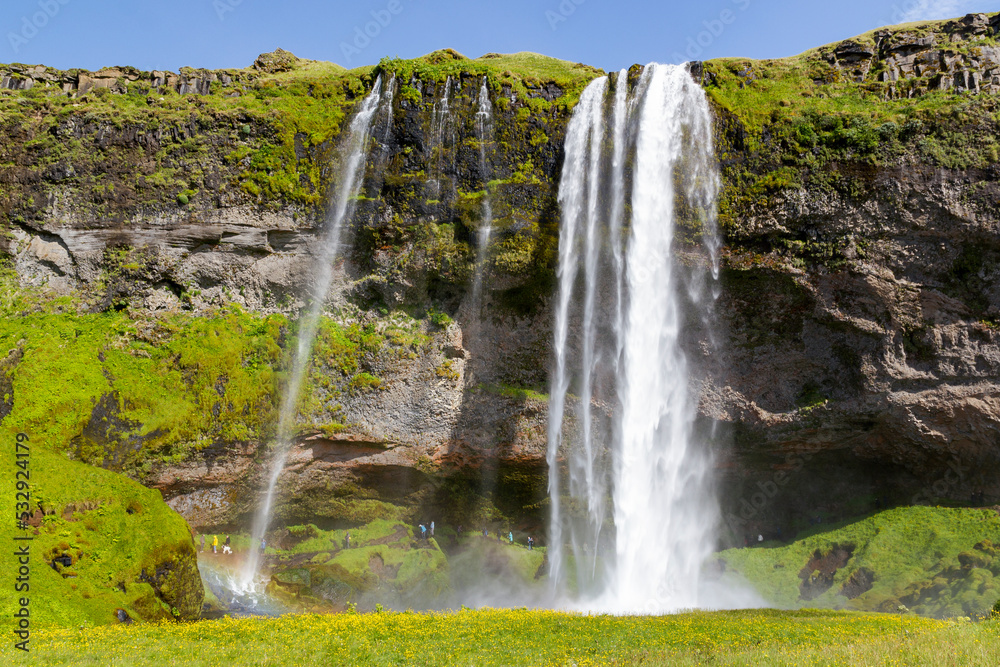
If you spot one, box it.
[258,520,451,611]
[0,446,202,627]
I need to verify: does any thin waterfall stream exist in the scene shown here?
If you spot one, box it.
[236,77,388,596]
[469,77,494,311]
[429,76,453,199]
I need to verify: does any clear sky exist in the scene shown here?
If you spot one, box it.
[2,0,998,73]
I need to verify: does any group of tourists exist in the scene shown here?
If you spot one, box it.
[196,522,541,556]
[199,534,232,555]
[475,526,535,550]
[416,521,536,550]
[418,521,435,540]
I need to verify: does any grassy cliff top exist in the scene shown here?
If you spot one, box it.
[703,12,1000,238]
[706,11,1000,130]
[0,47,602,209]
[0,14,995,232]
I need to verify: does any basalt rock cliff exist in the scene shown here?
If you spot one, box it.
[2,15,999,550]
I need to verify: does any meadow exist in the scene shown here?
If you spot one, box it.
[4,608,998,666]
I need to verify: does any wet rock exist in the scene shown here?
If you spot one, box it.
[799,544,854,600]
[841,567,875,599]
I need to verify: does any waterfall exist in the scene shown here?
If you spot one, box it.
[469,77,494,311]
[547,63,721,613]
[429,76,453,199]
[236,77,387,594]
[546,77,608,590]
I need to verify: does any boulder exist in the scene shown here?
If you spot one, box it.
[254,48,298,73]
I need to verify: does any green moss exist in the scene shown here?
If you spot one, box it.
[426,308,452,328]
[0,56,368,213]
[0,446,202,628]
[347,373,382,394]
[0,298,287,472]
[449,539,546,592]
[719,506,1000,618]
[376,51,602,112]
[434,360,459,381]
[399,85,422,105]
[0,269,417,474]
[480,383,548,402]
[258,520,451,610]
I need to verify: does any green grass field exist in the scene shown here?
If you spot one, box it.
[4,608,997,666]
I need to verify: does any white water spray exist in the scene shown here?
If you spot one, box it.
[236,78,387,595]
[469,77,494,310]
[547,64,722,613]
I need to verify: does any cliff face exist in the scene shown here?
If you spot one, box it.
[700,14,1000,535]
[1,15,999,539]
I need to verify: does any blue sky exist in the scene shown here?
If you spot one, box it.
[3,0,997,72]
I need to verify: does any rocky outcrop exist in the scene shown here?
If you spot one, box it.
[8,205,323,312]
[149,339,552,531]
[0,59,243,96]
[823,13,1000,94]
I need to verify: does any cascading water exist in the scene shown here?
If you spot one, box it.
[469,77,494,310]
[547,76,610,592]
[236,77,388,596]
[428,76,453,199]
[547,63,722,613]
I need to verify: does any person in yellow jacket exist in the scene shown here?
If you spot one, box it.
[212,535,218,554]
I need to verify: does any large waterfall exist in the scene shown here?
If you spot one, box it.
[547,63,721,613]
[237,77,389,593]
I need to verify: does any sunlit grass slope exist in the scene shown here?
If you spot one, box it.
[720,506,1000,618]
[0,446,202,627]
